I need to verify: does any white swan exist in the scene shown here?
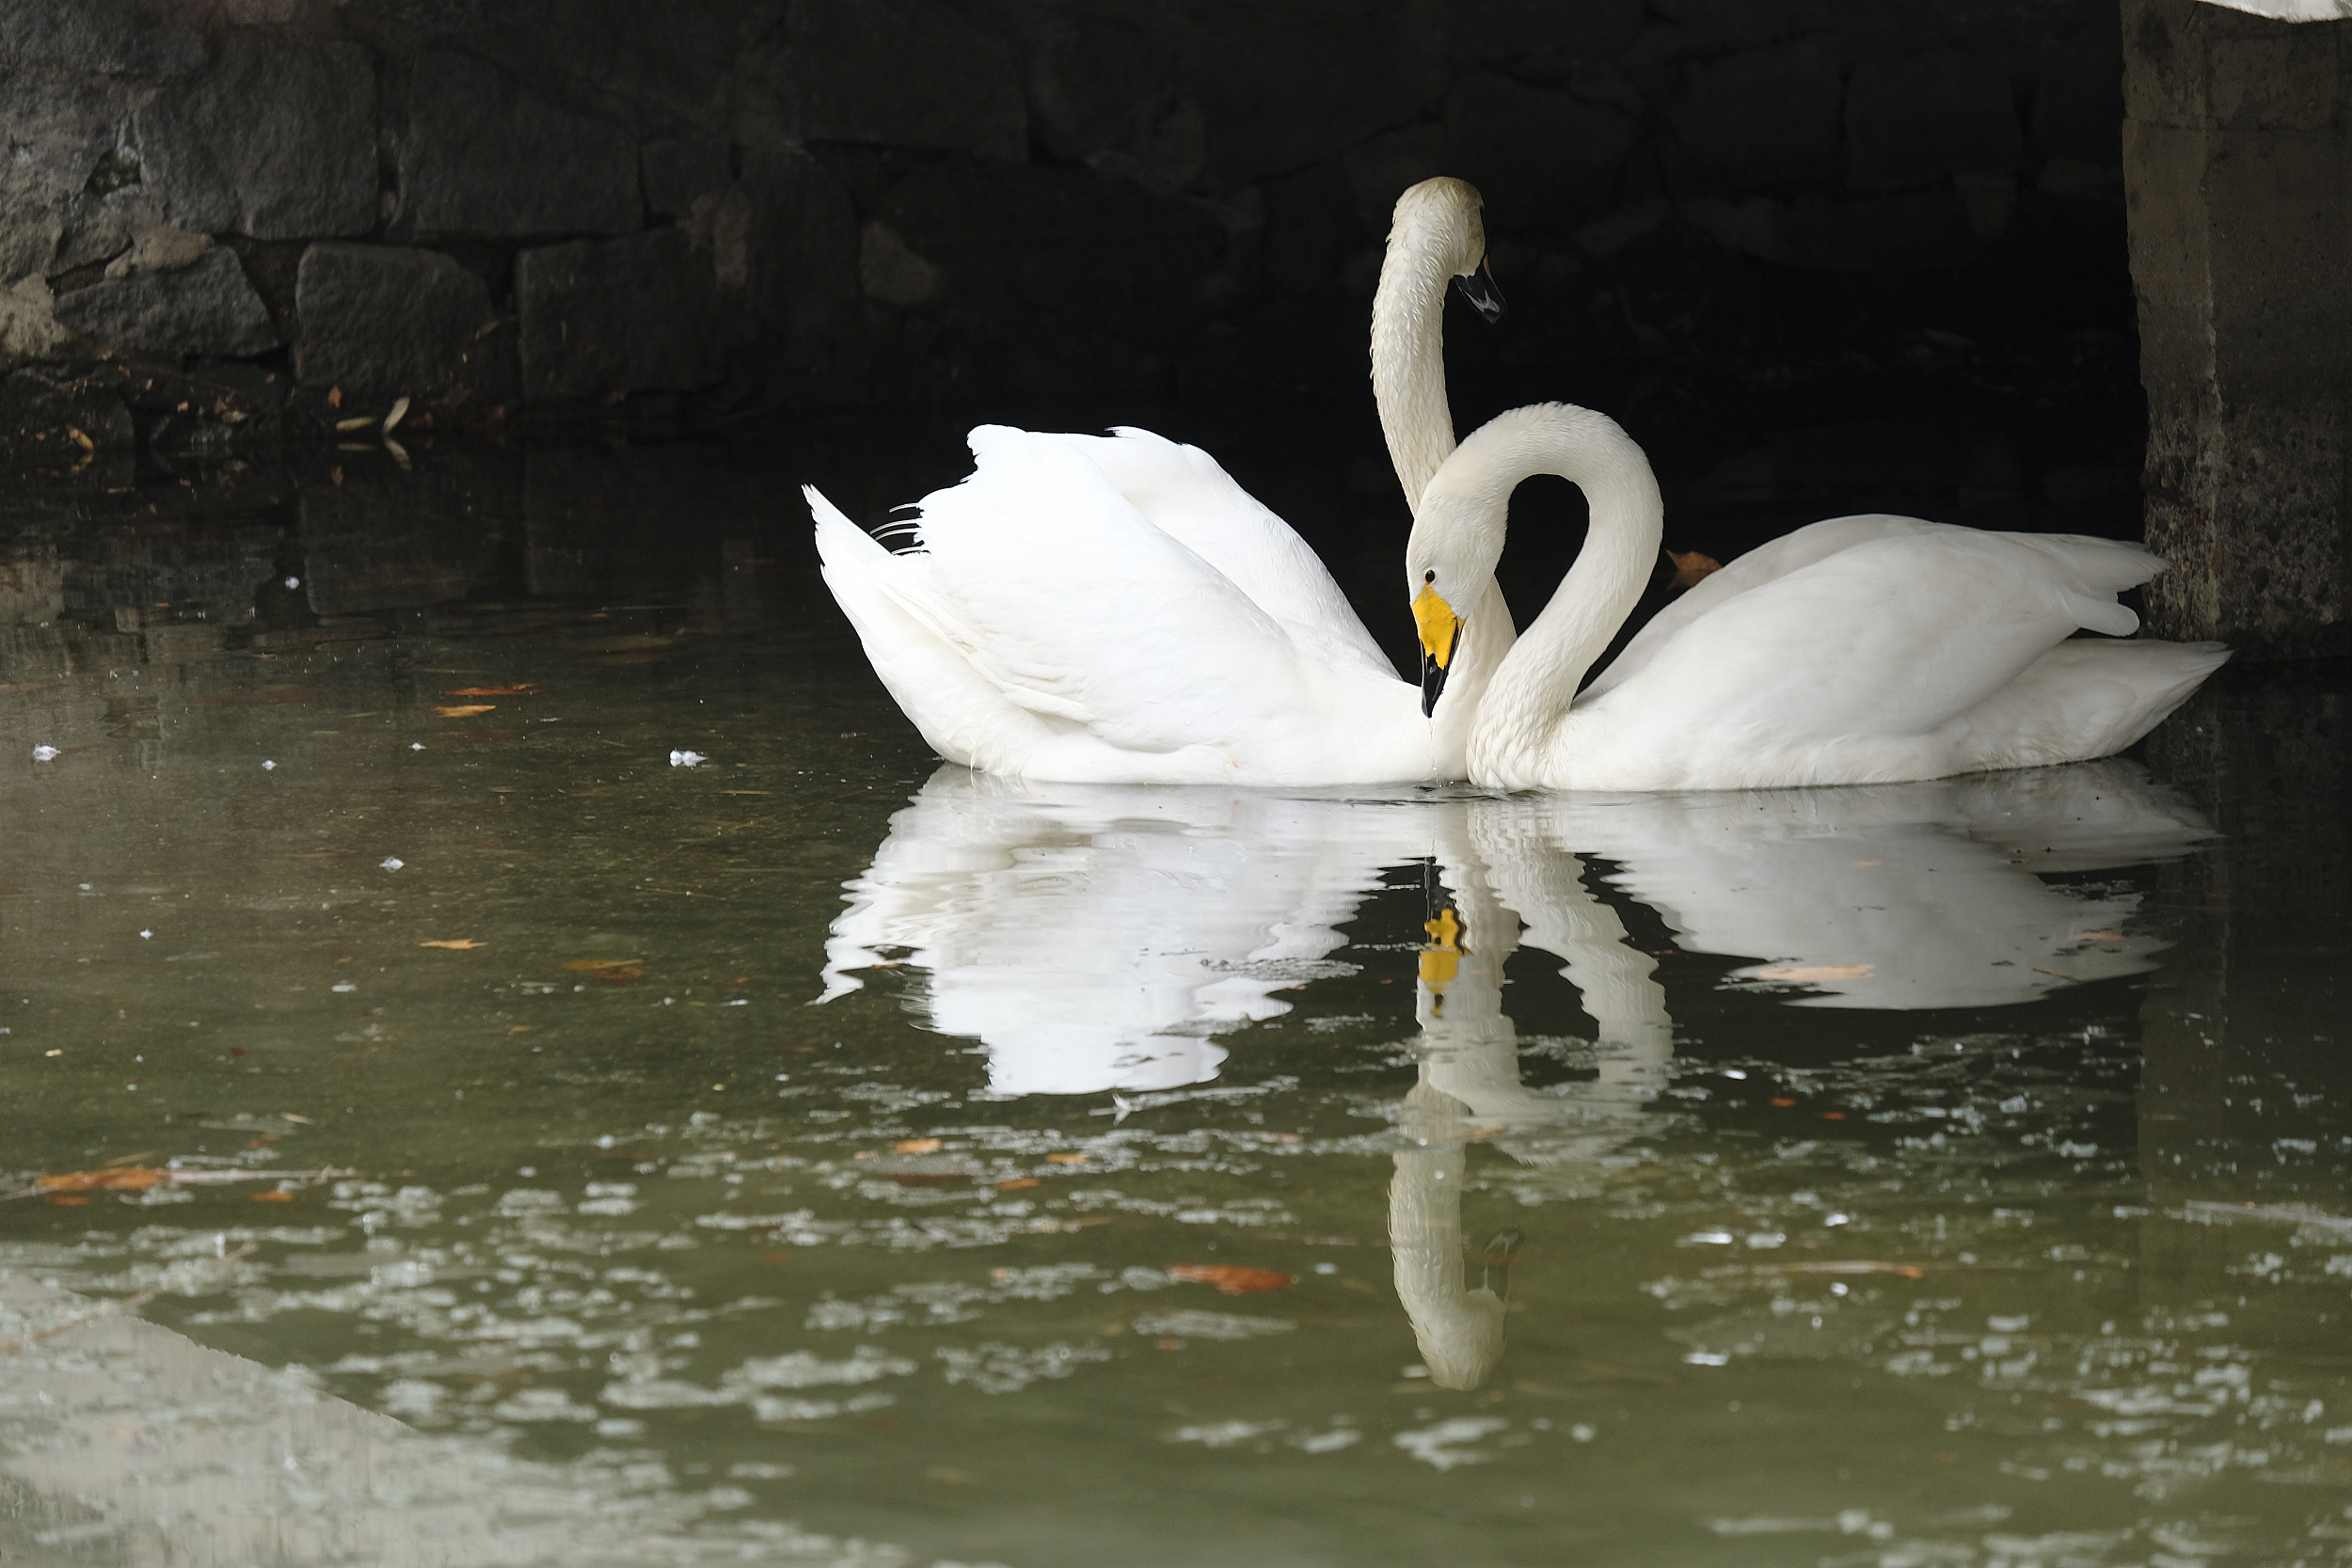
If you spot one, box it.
[1407,404,2233,791]
[808,178,1514,786]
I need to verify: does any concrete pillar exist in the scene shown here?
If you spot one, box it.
[2122,0,2351,657]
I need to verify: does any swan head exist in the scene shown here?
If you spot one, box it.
[1405,467,1509,718]
[1390,177,1504,324]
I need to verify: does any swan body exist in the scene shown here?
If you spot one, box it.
[812,177,1511,787]
[1409,404,2232,792]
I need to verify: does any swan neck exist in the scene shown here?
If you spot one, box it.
[1371,220,1454,513]
[1470,413,1664,777]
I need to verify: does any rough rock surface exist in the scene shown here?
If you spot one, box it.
[2125,0,2349,657]
[1844,53,2025,191]
[0,71,151,285]
[0,0,202,78]
[52,247,277,358]
[516,228,724,403]
[392,51,640,241]
[759,0,1025,161]
[294,243,513,412]
[135,34,376,240]
[1665,40,1843,192]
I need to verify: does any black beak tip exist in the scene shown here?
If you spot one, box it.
[1420,652,1447,718]
[1453,268,1506,325]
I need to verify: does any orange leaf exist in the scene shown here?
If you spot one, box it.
[37,1168,169,1192]
[996,1177,1040,1191]
[434,704,495,718]
[421,939,484,950]
[326,386,342,408]
[1667,548,1723,589]
[444,685,537,697]
[1044,1151,1088,1164]
[1754,963,1873,982]
[1771,1097,1797,1107]
[564,958,644,985]
[1167,1264,1296,1295]
[252,1190,295,1202]
[893,1138,943,1154]
[44,1195,91,1206]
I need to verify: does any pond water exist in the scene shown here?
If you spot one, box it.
[1,397,2347,1568]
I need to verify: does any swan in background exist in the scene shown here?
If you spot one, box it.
[809,178,1514,786]
[1407,404,2233,791]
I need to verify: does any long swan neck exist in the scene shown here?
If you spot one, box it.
[1371,216,1455,512]
[1442,407,1663,782]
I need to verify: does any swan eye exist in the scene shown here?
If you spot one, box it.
[1423,570,1436,583]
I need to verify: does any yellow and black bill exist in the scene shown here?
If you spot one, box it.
[1413,582,1463,718]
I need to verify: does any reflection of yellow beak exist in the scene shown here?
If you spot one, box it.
[1412,583,1461,670]
[1420,905,1463,991]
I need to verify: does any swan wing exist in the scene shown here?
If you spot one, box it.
[1575,529,2175,782]
[821,426,1416,780]
[1041,426,1398,681]
[1585,514,1939,697]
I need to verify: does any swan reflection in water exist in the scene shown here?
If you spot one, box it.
[819,762,2213,1387]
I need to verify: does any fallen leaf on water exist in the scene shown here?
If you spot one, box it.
[1771,1097,1797,1108]
[334,415,373,432]
[1168,1264,1297,1295]
[44,1195,90,1206]
[326,386,343,408]
[66,425,95,453]
[435,704,495,718]
[1668,548,1723,589]
[565,958,644,985]
[997,1177,1040,1191]
[421,939,484,950]
[1044,1152,1088,1164]
[1757,1260,1929,1279]
[2076,931,2124,943]
[445,685,537,697]
[1753,963,1873,982]
[252,1190,294,1202]
[893,1138,943,1154]
[383,395,410,435]
[38,1168,169,1192]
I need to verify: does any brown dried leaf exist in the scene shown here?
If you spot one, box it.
[434,704,495,718]
[1668,548,1723,590]
[421,939,484,950]
[1167,1264,1297,1295]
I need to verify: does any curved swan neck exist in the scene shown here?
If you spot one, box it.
[1438,406,1663,780]
[1371,213,1458,513]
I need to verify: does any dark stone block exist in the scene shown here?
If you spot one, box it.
[52,246,277,357]
[867,160,1224,340]
[340,0,557,30]
[1446,71,1638,229]
[1261,163,1359,294]
[516,227,724,404]
[1846,52,2024,191]
[2034,24,2125,166]
[1016,8,1177,165]
[1665,40,1843,192]
[1682,191,1985,270]
[1648,0,1789,48]
[392,51,640,241]
[740,142,859,341]
[0,71,145,285]
[1183,9,1416,184]
[1447,0,1645,81]
[761,0,1025,162]
[644,137,732,219]
[294,243,515,414]
[135,35,377,241]
[0,0,201,78]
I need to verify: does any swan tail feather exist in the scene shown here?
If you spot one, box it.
[809,483,1060,771]
[1944,639,2232,772]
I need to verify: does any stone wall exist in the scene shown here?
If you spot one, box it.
[3,0,2129,454]
[2122,0,2350,659]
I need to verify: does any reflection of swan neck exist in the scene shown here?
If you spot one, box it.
[1370,215,1456,512]
[1450,407,1663,780]
[1391,1081,1504,1390]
